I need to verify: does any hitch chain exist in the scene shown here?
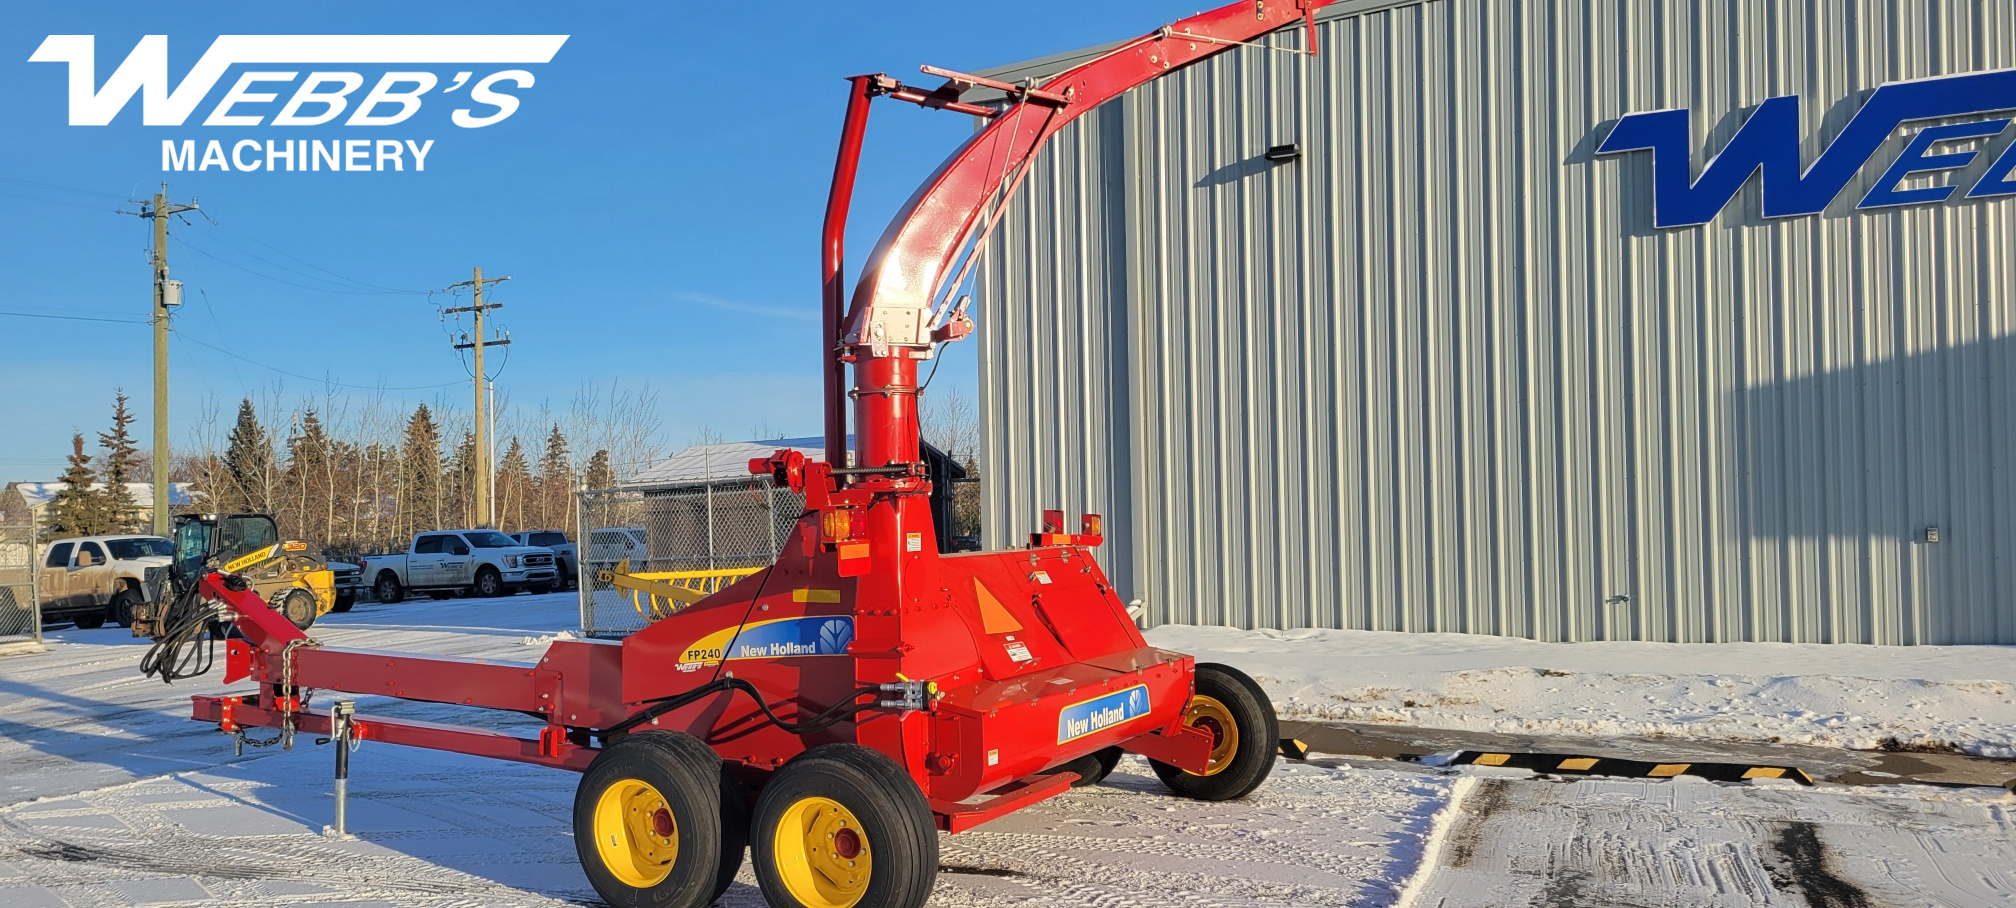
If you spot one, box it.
[232,726,285,756]
[272,637,322,752]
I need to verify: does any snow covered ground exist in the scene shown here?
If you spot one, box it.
[1400,772,2016,908]
[1152,625,2016,758]
[0,594,2011,906]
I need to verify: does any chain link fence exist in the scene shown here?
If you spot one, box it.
[577,480,802,638]
[0,523,43,649]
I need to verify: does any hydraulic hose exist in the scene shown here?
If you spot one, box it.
[600,679,883,741]
[138,581,222,683]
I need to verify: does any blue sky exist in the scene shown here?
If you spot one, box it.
[0,2,1172,478]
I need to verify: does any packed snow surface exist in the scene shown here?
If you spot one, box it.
[1,594,2012,906]
[1408,771,2015,907]
[1150,625,2016,758]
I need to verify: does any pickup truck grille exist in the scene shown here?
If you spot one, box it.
[333,569,361,585]
[523,553,554,567]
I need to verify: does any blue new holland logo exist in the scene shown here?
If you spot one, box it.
[1057,684,1152,744]
[1598,68,2016,227]
[679,616,854,667]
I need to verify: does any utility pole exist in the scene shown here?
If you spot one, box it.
[120,184,199,536]
[445,268,510,528]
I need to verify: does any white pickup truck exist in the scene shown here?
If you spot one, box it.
[508,530,577,591]
[37,535,174,629]
[358,530,559,603]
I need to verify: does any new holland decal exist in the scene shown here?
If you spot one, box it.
[1057,684,1151,744]
[677,616,854,669]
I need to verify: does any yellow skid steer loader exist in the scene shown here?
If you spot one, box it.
[132,513,336,638]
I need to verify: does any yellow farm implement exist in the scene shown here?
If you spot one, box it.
[595,559,764,623]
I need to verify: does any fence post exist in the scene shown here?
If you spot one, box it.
[30,523,39,645]
[575,481,592,638]
[705,483,716,571]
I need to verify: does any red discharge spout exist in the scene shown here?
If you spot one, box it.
[821,76,876,465]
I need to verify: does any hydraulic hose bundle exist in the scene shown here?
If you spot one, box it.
[137,576,226,683]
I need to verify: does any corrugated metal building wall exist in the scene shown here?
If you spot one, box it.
[973,0,2016,644]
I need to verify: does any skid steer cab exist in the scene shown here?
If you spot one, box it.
[130,513,336,638]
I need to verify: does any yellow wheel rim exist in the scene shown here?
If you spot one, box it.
[772,795,872,908]
[592,778,679,888]
[1183,695,1240,776]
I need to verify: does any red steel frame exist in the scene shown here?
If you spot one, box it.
[189,0,1340,833]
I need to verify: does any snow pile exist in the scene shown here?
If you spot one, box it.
[1149,625,2016,758]
[519,630,577,646]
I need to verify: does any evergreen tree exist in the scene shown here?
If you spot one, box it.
[584,448,615,491]
[536,424,572,528]
[222,398,274,513]
[400,404,442,534]
[361,442,391,547]
[47,434,107,538]
[497,437,533,532]
[285,408,333,542]
[96,389,142,533]
[445,430,477,527]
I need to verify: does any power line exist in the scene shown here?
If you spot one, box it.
[196,224,432,295]
[193,287,246,388]
[189,229,405,294]
[0,174,128,199]
[0,309,148,325]
[208,220,432,295]
[170,327,466,391]
[0,190,118,212]
[169,233,425,297]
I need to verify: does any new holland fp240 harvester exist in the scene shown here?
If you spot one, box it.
[144,3,1345,906]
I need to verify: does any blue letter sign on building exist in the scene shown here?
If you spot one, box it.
[1598,68,2016,228]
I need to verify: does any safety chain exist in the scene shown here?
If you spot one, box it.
[275,636,323,751]
[278,637,322,694]
[233,726,285,752]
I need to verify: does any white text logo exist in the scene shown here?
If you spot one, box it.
[30,35,569,173]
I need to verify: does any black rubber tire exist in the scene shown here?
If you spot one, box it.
[332,593,355,614]
[277,588,318,631]
[574,731,724,908]
[1150,663,1279,802]
[374,572,403,604]
[711,766,751,905]
[558,558,576,591]
[1054,746,1125,788]
[751,744,938,908]
[473,567,503,598]
[111,588,141,628]
[71,611,106,630]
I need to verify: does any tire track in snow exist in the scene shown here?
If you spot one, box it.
[1397,772,2014,907]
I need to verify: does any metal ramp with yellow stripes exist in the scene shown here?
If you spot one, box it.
[1452,750,1815,785]
[596,559,764,623]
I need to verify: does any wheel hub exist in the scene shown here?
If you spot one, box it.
[591,779,678,888]
[774,795,872,908]
[1184,695,1241,777]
